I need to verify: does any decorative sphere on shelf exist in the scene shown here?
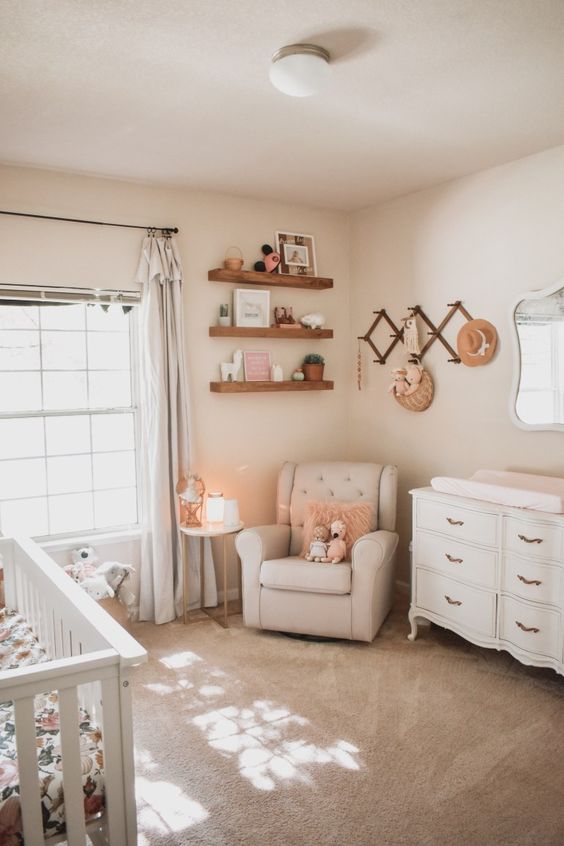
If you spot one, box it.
[291,368,305,381]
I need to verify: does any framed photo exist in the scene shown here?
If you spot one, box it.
[243,350,272,381]
[234,289,270,328]
[275,231,317,276]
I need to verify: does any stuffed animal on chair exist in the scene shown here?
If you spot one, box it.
[305,525,330,562]
[321,520,347,564]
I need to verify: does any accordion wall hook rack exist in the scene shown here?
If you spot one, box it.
[358,301,474,366]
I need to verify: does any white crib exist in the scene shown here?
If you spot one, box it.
[0,534,147,846]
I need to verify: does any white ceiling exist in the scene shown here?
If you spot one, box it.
[1,0,564,211]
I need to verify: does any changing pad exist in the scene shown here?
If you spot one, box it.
[430,470,564,514]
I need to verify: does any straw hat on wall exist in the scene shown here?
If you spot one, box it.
[457,319,497,366]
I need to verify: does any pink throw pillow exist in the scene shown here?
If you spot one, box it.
[301,501,375,560]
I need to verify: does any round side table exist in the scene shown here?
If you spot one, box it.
[180,522,244,627]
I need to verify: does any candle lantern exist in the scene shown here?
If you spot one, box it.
[176,474,205,527]
[206,491,225,523]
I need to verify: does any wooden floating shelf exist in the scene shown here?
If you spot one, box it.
[209,326,333,339]
[208,268,333,290]
[210,380,334,393]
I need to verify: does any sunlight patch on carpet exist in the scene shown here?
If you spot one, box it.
[160,650,203,670]
[193,699,361,791]
[136,776,208,837]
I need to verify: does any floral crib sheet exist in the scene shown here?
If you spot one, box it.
[0,609,105,843]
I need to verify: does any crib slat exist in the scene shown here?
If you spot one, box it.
[101,676,128,845]
[14,696,44,846]
[58,686,88,845]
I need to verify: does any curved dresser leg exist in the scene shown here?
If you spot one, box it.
[407,608,419,642]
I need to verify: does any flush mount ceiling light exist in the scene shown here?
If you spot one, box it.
[269,44,331,97]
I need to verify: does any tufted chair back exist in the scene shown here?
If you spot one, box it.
[276,461,398,556]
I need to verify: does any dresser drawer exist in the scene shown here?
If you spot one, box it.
[415,568,496,637]
[501,554,562,606]
[417,499,498,547]
[499,595,561,660]
[504,516,562,561]
[415,531,497,589]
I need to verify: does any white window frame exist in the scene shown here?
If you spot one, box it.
[0,298,142,542]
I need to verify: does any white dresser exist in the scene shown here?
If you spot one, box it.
[409,487,564,676]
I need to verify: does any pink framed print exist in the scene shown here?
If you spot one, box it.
[243,350,272,381]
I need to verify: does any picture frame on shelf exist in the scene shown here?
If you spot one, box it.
[275,231,317,276]
[234,288,271,328]
[243,350,272,381]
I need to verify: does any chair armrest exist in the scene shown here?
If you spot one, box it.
[352,530,398,573]
[235,525,291,628]
[236,524,291,564]
[351,530,399,641]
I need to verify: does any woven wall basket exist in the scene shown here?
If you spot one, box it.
[395,370,434,412]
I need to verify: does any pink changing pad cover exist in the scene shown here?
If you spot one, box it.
[430,470,564,514]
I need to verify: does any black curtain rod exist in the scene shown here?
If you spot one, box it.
[0,209,178,234]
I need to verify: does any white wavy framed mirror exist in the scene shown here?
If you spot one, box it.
[510,279,564,432]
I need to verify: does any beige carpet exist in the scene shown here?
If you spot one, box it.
[124,599,564,846]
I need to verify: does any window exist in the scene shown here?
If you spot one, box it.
[0,300,139,538]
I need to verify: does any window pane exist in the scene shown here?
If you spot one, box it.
[93,451,135,490]
[0,305,39,330]
[40,304,85,331]
[0,458,46,499]
[47,455,93,494]
[43,372,88,410]
[1,497,48,536]
[88,371,131,408]
[45,415,91,456]
[0,330,40,370]
[42,331,86,370]
[91,413,134,452]
[94,487,137,528]
[0,373,42,412]
[49,492,94,534]
[0,418,44,460]
[87,332,130,370]
[87,305,131,331]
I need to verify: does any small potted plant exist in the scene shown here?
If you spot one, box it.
[302,353,325,381]
[218,304,231,327]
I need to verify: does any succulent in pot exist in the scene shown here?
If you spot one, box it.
[302,353,325,381]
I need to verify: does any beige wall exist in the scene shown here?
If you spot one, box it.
[0,164,351,587]
[349,144,564,582]
[2,143,563,592]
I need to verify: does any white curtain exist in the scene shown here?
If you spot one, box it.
[135,235,217,624]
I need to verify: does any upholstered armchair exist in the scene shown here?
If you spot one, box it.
[235,461,398,642]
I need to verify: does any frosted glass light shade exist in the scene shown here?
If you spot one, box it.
[206,492,224,523]
[269,44,330,97]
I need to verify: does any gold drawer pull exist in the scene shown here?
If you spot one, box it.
[445,595,462,606]
[515,620,540,634]
[518,534,543,544]
[447,518,464,526]
[445,553,463,563]
[517,574,542,586]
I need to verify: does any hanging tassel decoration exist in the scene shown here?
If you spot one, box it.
[357,339,362,390]
[403,315,421,359]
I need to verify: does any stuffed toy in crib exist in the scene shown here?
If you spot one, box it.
[65,547,135,611]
